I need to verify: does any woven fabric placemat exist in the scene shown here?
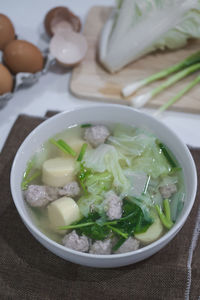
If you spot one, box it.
[0,113,199,300]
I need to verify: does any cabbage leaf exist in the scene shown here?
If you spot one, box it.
[131,143,172,178]
[83,144,130,194]
[77,194,104,217]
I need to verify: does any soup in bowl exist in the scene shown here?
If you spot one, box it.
[10,104,197,268]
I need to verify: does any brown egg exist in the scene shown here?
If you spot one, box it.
[0,14,15,50]
[3,40,44,74]
[44,6,81,37]
[0,63,13,95]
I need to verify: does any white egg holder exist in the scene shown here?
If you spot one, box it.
[0,49,55,109]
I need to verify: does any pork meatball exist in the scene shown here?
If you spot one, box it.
[114,237,140,254]
[84,125,110,147]
[62,230,89,252]
[104,191,122,220]
[45,186,59,200]
[25,185,58,207]
[159,184,177,199]
[59,181,80,197]
[89,239,112,255]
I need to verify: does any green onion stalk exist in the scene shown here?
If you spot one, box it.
[154,74,200,116]
[49,138,77,157]
[155,199,173,229]
[121,50,200,97]
[130,62,200,108]
[77,143,88,162]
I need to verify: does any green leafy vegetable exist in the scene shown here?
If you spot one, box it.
[111,199,153,250]
[49,138,77,157]
[76,213,110,240]
[58,222,95,230]
[123,199,153,230]
[128,196,153,220]
[59,212,111,240]
[60,200,153,245]
[107,225,128,239]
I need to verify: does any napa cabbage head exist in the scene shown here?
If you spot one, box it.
[151,8,200,51]
[99,0,200,72]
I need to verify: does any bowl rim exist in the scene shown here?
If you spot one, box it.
[10,104,197,259]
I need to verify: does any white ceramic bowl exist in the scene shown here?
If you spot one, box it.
[10,104,197,268]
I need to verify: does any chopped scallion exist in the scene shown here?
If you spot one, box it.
[21,159,41,190]
[81,124,92,128]
[157,141,177,168]
[163,199,171,222]
[23,160,34,181]
[49,138,77,157]
[155,202,173,229]
[21,170,41,190]
[77,143,88,161]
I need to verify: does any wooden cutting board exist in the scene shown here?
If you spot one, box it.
[70,6,200,113]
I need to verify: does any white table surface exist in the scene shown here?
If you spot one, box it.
[0,0,200,152]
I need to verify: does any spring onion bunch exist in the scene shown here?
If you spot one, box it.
[122,50,200,97]
[130,62,200,108]
[154,74,200,116]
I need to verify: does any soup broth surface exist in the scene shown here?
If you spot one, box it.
[23,123,185,254]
